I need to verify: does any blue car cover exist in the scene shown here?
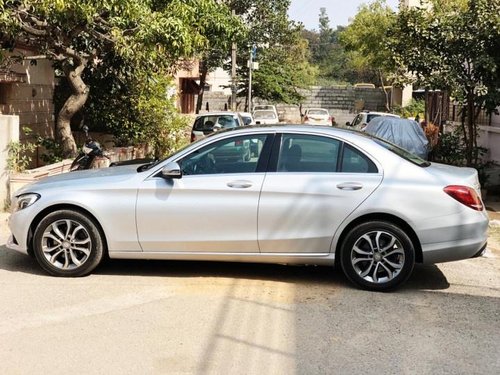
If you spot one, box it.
[364,117,429,159]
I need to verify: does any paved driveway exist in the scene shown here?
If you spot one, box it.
[0,214,499,375]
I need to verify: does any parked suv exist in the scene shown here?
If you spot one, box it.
[346,111,400,131]
[191,112,244,142]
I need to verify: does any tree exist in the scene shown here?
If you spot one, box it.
[389,0,500,166]
[195,3,244,113]
[247,34,317,104]
[0,0,236,157]
[340,0,397,108]
[229,0,317,105]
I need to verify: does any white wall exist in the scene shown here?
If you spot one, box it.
[478,108,500,165]
[206,68,231,95]
[0,115,20,209]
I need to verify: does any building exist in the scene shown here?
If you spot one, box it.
[0,48,55,139]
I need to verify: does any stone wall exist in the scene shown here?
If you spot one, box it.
[197,86,389,125]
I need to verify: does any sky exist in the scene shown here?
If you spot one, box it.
[288,0,400,30]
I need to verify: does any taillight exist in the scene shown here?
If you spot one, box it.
[444,185,483,211]
[190,132,195,143]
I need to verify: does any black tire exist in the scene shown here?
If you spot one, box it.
[340,221,415,291]
[33,210,104,277]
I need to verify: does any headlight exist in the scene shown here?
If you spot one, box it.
[13,193,40,212]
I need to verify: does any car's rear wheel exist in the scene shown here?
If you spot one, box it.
[33,210,104,277]
[340,221,415,291]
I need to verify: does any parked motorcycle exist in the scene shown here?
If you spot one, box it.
[70,125,156,171]
[69,126,108,171]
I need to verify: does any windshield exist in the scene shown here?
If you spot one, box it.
[194,115,239,131]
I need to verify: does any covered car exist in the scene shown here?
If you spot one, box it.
[364,117,429,159]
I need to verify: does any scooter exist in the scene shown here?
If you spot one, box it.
[69,126,108,171]
[70,126,155,171]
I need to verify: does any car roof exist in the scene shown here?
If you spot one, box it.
[306,108,329,112]
[362,111,399,117]
[195,112,240,118]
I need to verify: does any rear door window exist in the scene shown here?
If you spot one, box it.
[341,144,378,173]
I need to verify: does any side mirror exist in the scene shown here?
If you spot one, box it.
[345,122,351,126]
[161,162,182,179]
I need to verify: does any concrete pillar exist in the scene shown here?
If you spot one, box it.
[0,115,20,209]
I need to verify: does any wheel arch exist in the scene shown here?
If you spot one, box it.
[335,213,423,264]
[27,204,109,258]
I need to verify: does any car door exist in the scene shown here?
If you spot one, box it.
[258,132,383,253]
[136,132,273,253]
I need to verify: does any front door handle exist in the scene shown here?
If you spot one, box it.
[337,182,363,191]
[227,180,253,189]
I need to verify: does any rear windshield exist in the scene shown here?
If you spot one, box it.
[372,138,430,167]
[308,109,328,115]
[254,111,276,119]
[193,115,239,131]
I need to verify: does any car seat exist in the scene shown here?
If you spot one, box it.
[279,144,302,171]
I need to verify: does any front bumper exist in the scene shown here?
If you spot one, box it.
[7,208,33,255]
[6,234,27,255]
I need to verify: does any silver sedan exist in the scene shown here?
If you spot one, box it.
[7,126,488,291]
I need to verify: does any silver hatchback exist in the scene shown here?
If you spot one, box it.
[7,126,488,291]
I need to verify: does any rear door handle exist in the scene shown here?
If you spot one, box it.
[337,182,363,191]
[227,180,253,189]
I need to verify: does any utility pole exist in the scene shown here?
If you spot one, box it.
[230,10,237,111]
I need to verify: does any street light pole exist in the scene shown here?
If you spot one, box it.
[248,48,253,113]
[230,11,237,111]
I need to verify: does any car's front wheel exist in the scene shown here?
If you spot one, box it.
[33,210,104,277]
[340,221,415,291]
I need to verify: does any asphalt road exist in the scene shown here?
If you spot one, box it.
[0,214,499,375]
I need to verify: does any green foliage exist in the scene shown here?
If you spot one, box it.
[245,35,317,104]
[6,128,36,173]
[0,0,239,155]
[36,137,64,164]
[80,63,188,157]
[388,0,500,165]
[434,129,492,186]
[340,0,397,85]
[231,0,317,104]
[135,74,190,158]
[434,131,467,166]
[393,99,425,119]
[302,11,357,85]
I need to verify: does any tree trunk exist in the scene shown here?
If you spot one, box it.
[57,60,89,158]
[378,69,390,112]
[195,63,208,114]
[466,91,475,166]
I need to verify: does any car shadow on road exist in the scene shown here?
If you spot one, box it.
[0,246,47,276]
[0,245,450,291]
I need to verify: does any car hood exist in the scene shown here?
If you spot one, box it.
[426,162,480,191]
[15,164,142,195]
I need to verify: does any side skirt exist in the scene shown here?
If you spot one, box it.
[109,251,336,266]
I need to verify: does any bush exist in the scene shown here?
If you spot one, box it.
[393,99,425,119]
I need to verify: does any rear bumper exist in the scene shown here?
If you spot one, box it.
[419,211,489,264]
[421,238,488,264]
